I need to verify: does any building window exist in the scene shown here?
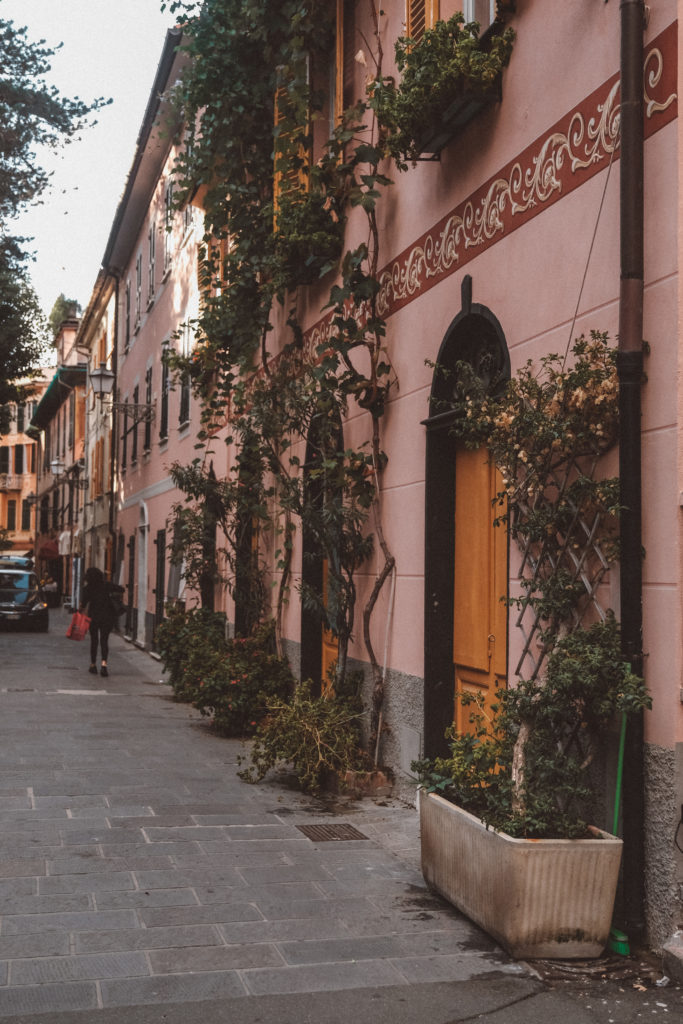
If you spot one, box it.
[160,355,169,441]
[406,0,439,40]
[179,323,191,426]
[92,437,105,499]
[135,253,142,325]
[14,444,23,474]
[148,221,156,301]
[131,385,139,464]
[164,180,174,270]
[39,497,48,534]
[0,447,8,474]
[16,404,25,433]
[125,280,131,349]
[144,367,153,451]
[183,202,193,237]
[463,0,494,31]
[334,0,358,122]
[273,80,310,211]
[68,392,75,449]
[29,444,35,474]
[7,500,16,531]
[21,499,31,532]
[121,402,128,471]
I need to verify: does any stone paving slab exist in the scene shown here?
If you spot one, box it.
[0,981,99,1018]
[9,951,150,985]
[98,969,247,1007]
[72,924,224,954]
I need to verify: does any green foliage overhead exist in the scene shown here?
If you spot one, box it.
[0,243,49,409]
[48,293,81,341]
[0,17,108,225]
[0,17,106,401]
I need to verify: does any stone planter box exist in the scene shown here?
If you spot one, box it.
[420,791,623,959]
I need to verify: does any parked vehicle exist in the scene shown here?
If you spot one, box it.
[0,570,49,632]
[0,556,34,569]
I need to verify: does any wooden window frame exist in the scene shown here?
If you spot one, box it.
[406,0,439,40]
[148,221,156,303]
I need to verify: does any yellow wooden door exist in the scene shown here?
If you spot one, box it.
[453,446,507,735]
[321,557,339,696]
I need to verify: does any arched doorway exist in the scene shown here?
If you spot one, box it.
[423,276,510,758]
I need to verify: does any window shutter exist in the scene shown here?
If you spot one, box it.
[406,0,439,41]
[273,84,309,212]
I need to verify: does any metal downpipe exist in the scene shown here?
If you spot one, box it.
[618,0,645,943]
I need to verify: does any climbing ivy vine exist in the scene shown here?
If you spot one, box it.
[159,1,517,758]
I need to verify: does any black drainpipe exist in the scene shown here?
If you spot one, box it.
[109,272,120,567]
[618,0,645,944]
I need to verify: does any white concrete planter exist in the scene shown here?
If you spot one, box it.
[420,791,623,959]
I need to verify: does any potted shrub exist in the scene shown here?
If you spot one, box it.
[415,333,651,958]
[238,679,373,794]
[372,13,516,166]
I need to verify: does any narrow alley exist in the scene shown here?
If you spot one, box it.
[0,613,679,1023]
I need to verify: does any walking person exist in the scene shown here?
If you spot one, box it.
[80,567,124,677]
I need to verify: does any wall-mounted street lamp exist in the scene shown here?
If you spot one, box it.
[90,362,155,425]
[50,458,88,489]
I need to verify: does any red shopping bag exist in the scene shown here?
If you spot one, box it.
[66,611,91,641]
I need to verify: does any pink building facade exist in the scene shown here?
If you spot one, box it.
[98,31,213,648]
[79,3,681,950]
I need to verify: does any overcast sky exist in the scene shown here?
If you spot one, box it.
[2,0,175,316]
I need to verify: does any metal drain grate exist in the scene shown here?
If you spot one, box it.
[296,823,369,842]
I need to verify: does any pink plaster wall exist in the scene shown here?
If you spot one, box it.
[274,2,681,749]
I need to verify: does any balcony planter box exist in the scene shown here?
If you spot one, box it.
[420,791,623,959]
[415,80,502,158]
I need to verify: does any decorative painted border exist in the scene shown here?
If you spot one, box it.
[303,22,677,357]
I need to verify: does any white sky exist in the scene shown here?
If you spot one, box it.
[1,0,175,316]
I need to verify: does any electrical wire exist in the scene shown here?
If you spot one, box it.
[562,139,618,368]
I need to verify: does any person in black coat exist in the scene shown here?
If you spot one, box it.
[81,567,124,677]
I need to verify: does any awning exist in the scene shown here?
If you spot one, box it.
[39,539,59,559]
[58,531,71,556]
[30,365,87,431]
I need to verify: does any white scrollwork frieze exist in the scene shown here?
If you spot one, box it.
[644,47,677,118]
[377,81,626,317]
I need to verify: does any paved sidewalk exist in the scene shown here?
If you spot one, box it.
[0,609,680,1023]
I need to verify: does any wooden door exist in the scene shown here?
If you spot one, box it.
[453,446,507,735]
[321,557,338,695]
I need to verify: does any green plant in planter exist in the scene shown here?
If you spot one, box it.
[415,333,651,838]
[155,604,227,703]
[372,13,515,166]
[272,187,345,293]
[238,680,371,794]
[192,621,295,736]
[415,616,650,839]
